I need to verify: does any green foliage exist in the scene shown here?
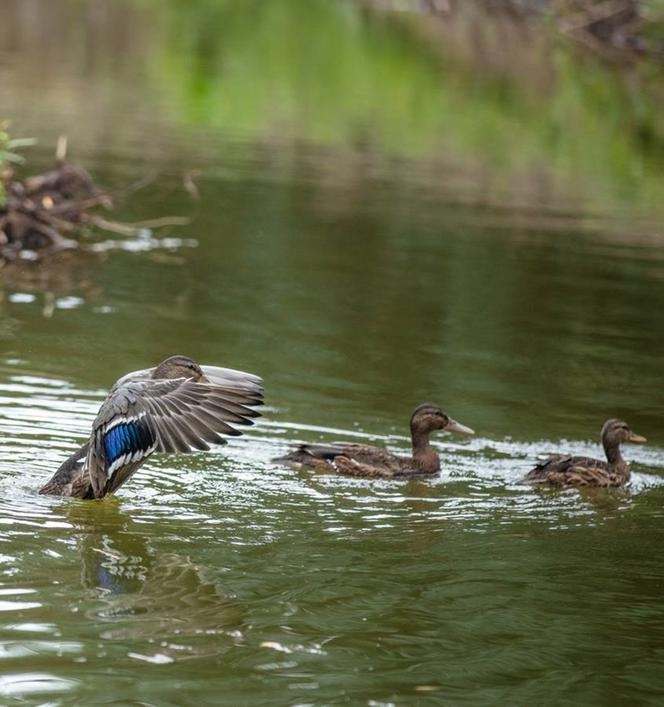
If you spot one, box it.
[137,0,664,219]
[0,123,36,208]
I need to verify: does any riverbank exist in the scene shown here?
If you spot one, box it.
[361,0,664,59]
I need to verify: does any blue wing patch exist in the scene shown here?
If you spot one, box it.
[104,422,154,464]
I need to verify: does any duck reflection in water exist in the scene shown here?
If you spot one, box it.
[66,502,245,648]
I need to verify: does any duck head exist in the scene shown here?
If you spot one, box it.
[410,403,474,438]
[151,355,207,382]
[601,418,647,447]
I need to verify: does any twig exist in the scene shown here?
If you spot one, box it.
[85,214,190,236]
[110,171,159,200]
[115,216,191,229]
[55,135,67,164]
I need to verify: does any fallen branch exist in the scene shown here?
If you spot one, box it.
[0,138,190,263]
[85,215,191,237]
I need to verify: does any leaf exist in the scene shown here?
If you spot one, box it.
[7,138,37,149]
[1,152,26,165]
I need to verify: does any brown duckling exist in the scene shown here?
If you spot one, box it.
[523,418,647,488]
[273,403,474,478]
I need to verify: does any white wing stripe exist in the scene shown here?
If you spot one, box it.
[107,442,158,479]
[103,411,147,434]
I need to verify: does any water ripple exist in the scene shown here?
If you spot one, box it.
[1,368,664,702]
[0,368,661,541]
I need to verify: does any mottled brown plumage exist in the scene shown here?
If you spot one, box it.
[523,418,647,488]
[273,403,474,478]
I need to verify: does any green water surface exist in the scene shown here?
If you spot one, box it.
[1,1,664,704]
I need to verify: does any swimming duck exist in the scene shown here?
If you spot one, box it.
[272,403,474,478]
[523,418,646,488]
[39,355,263,499]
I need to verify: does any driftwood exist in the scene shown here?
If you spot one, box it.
[0,144,190,265]
[1,163,114,255]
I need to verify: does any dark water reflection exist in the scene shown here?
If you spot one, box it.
[1,0,664,704]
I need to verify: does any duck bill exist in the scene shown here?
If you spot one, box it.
[446,418,475,435]
[628,432,647,444]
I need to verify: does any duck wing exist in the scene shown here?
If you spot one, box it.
[115,365,263,403]
[333,455,405,478]
[271,443,342,469]
[273,441,401,476]
[524,454,609,486]
[301,442,402,476]
[86,376,262,498]
[331,442,402,473]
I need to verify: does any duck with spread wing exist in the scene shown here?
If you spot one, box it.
[39,355,264,499]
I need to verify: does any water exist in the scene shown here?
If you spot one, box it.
[2,1,664,704]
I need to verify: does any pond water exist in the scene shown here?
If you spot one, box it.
[1,1,664,704]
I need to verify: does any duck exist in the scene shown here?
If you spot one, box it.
[39,355,264,499]
[522,418,646,488]
[272,403,474,478]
